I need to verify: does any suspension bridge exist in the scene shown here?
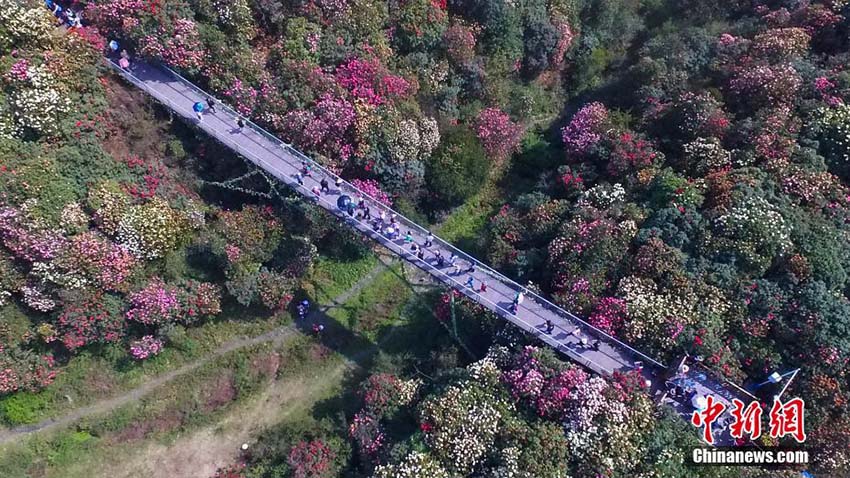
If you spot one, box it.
[106,58,758,444]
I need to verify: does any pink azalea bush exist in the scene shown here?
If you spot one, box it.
[129,335,163,360]
[474,108,523,160]
[335,57,410,106]
[350,179,392,206]
[561,102,609,156]
[349,411,386,459]
[140,19,206,71]
[126,278,179,325]
[588,297,628,335]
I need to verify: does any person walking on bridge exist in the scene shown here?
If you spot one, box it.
[363,206,371,220]
[545,319,555,335]
[424,232,434,247]
[193,101,204,122]
[465,276,474,288]
[320,178,330,193]
[206,96,217,113]
[513,291,524,307]
[479,281,487,293]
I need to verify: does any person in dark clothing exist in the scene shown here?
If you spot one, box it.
[363,206,371,220]
[417,248,425,261]
[237,118,245,131]
[207,97,217,113]
[545,319,555,334]
[591,340,601,351]
[320,178,330,193]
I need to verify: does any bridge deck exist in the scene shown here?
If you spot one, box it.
[108,59,754,443]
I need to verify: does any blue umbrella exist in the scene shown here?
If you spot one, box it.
[337,195,351,210]
[109,40,119,51]
[193,102,204,113]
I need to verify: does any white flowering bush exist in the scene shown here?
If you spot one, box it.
[116,198,189,260]
[564,376,653,475]
[579,183,626,209]
[715,196,791,268]
[682,137,731,173]
[418,117,440,160]
[812,104,850,169]
[5,64,71,137]
[372,452,449,478]
[386,118,421,163]
[619,276,698,353]
[419,381,507,475]
[0,3,55,52]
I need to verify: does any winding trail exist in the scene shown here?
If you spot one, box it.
[0,259,389,446]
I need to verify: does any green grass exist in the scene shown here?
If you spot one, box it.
[303,253,379,304]
[0,332,330,478]
[436,179,503,257]
[0,316,283,427]
[325,265,412,341]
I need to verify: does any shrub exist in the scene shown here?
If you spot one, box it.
[425,126,489,207]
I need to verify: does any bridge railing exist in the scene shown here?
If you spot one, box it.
[107,58,665,371]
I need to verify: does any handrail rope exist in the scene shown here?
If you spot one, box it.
[155,62,666,369]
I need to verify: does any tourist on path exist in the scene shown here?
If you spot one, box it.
[404,231,413,244]
[193,101,204,121]
[363,206,371,220]
[320,178,330,193]
[237,118,245,132]
[465,276,474,288]
[545,319,555,335]
[479,281,487,293]
[294,172,304,185]
[335,177,343,189]
[207,96,217,113]
[417,248,425,261]
[425,233,434,247]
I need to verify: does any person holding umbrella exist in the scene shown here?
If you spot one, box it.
[193,101,205,122]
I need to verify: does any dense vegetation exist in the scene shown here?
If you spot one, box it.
[2,0,850,476]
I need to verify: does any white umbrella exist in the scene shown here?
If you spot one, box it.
[692,394,707,410]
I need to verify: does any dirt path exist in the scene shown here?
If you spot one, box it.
[0,258,389,446]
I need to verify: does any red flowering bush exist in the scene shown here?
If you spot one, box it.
[0,350,57,395]
[607,132,660,177]
[56,293,125,351]
[587,297,627,336]
[349,411,386,460]
[287,440,336,478]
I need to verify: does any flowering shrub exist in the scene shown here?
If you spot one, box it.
[116,198,190,260]
[349,179,392,206]
[140,19,206,71]
[335,57,410,106]
[618,276,698,354]
[56,294,125,351]
[255,269,294,311]
[0,350,57,394]
[607,132,660,177]
[812,104,850,173]
[443,24,476,63]
[65,232,137,292]
[588,297,627,335]
[715,196,791,269]
[0,3,54,52]
[129,335,163,360]
[561,102,609,156]
[282,94,356,160]
[287,440,336,478]
[4,63,72,137]
[751,27,810,59]
[349,411,386,459]
[372,452,449,478]
[729,62,802,108]
[125,278,179,325]
[419,381,505,474]
[474,108,523,160]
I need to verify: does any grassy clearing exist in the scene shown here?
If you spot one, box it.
[302,253,379,304]
[0,332,332,478]
[0,315,283,427]
[325,264,412,341]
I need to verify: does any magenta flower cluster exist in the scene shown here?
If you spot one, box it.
[129,335,164,360]
[350,179,392,206]
[125,278,179,325]
[474,107,523,160]
[561,102,609,156]
[335,57,410,106]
